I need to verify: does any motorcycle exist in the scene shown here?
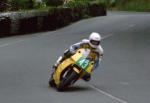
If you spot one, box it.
[49,48,97,91]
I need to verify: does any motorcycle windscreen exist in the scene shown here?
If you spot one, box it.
[82,49,90,58]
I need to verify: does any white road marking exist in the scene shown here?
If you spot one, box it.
[121,24,136,31]
[88,84,128,103]
[0,33,114,48]
[102,33,114,39]
[0,43,10,47]
[128,24,136,28]
[88,33,128,103]
[120,82,130,86]
[0,39,25,48]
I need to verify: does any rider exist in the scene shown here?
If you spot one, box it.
[52,32,104,81]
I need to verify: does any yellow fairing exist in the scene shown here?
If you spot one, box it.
[53,48,96,86]
[53,58,73,85]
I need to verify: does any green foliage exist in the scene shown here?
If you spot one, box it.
[63,0,106,9]
[9,0,36,11]
[63,0,90,19]
[43,0,63,7]
[64,0,90,8]
[116,0,150,12]
[34,1,47,9]
[48,6,57,14]
[97,0,150,12]
[0,0,10,12]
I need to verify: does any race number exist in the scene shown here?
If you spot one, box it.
[76,58,89,69]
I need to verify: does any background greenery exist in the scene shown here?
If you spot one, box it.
[98,0,150,12]
[0,0,150,12]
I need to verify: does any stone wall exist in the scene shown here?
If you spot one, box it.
[0,10,49,36]
[0,16,11,37]
[0,4,106,37]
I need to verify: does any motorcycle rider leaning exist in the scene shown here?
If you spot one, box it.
[52,32,104,81]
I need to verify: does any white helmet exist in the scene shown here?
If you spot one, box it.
[89,32,101,48]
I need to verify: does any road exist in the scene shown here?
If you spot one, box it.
[0,11,150,103]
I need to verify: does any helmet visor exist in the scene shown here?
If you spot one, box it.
[90,40,100,46]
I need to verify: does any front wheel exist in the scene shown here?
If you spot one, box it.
[49,76,56,87]
[57,69,79,91]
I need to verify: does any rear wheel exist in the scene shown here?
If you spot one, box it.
[57,69,79,91]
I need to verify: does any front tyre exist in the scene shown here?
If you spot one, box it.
[49,77,56,87]
[57,69,78,91]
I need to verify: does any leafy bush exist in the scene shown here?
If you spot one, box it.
[98,0,150,12]
[34,1,47,9]
[64,0,90,8]
[0,0,10,11]
[63,0,106,17]
[43,0,63,7]
[115,0,150,11]
[9,0,35,11]
[63,0,90,18]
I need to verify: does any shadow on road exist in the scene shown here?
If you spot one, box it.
[48,85,93,92]
[62,86,93,92]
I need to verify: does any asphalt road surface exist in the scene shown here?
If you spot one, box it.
[0,11,150,103]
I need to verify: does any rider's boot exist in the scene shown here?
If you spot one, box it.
[82,73,91,82]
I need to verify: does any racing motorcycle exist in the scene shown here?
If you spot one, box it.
[49,48,97,91]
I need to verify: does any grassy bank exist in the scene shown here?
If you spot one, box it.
[103,0,150,12]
